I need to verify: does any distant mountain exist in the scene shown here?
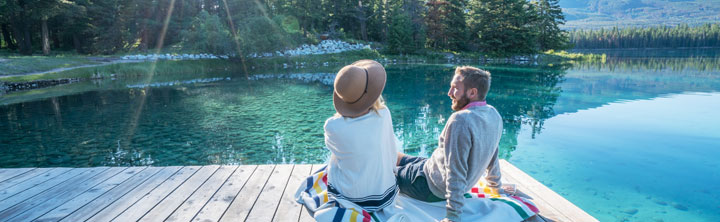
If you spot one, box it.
[560,0,720,29]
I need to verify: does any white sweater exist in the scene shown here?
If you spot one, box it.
[324,107,398,211]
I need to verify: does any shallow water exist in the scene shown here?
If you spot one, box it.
[1,50,720,221]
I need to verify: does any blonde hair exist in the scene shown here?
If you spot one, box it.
[370,95,387,114]
[335,96,387,118]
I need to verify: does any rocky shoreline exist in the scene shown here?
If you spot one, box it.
[1,78,80,95]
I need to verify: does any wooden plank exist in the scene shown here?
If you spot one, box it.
[298,164,321,222]
[110,166,201,221]
[1,167,123,221]
[503,171,561,222]
[61,166,173,222]
[246,164,293,221]
[273,164,312,222]
[500,160,598,222]
[165,165,238,222]
[193,165,257,222]
[0,168,34,183]
[219,165,275,222]
[0,168,91,212]
[0,162,597,222]
[501,162,567,222]
[139,165,221,221]
[0,168,69,200]
[0,168,53,191]
[33,167,147,222]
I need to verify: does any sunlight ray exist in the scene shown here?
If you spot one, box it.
[221,0,249,79]
[125,0,177,146]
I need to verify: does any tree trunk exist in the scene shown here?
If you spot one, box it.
[22,23,32,55]
[11,22,25,53]
[11,19,32,55]
[360,20,368,41]
[178,0,184,20]
[356,1,368,41]
[381,0,389,42]
[140,29,149,51]
[52,27,60,49]
[153,7,166,49]
[18,0,33,55]
[42,18,50,55]
[0,25,4,49]
[139,6,153,51]
[1,24,17,50]
[73,34,81,52]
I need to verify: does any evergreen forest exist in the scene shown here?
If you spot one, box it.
[0,0,568,57]
[569,23,720,49]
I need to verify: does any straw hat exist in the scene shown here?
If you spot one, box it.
[333,60,387,117]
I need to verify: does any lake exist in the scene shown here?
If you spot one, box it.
[1,49,719,221]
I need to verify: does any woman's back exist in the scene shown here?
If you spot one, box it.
[324,107,398,211]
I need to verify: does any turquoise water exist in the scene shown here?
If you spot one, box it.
[2,50,720,221]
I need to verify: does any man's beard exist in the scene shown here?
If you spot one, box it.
[451,94,470,111]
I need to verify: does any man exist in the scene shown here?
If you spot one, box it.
[396,66,505,222]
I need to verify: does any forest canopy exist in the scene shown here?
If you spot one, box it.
[569,23,720,49]
[0,0,568,56]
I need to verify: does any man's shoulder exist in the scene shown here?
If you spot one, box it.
[447,110,473,128]
[449,106,501,124]
[485,105,502,119]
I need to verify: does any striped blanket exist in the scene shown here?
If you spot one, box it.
[295,165,538,222]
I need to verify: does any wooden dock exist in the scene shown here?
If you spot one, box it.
[0,160,597,222]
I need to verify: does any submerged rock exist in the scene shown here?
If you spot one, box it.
[622,208,638,215]
[671,203,688,211]
[653,199,668,206]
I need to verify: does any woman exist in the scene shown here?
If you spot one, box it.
[323,60,398,212]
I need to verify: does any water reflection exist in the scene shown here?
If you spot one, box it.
[571,48,720,72]
[384,64,569,160]
[510,92,720,222]
[1,50,720,167]
[572,56,720,72]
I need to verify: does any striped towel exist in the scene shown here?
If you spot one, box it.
[296,165,538,222]
[463,181,540,220]
[294,166,381,222]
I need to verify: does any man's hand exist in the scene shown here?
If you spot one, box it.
[502,184,517,195]
[396,152,406,166]
[441,218,455,222]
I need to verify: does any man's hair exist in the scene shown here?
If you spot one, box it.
[455,66,491,101]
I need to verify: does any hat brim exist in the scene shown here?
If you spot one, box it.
[333,60,387,117]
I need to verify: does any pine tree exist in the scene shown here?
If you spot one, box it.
[534,0,567,51]
[444,0,468,51]
[180,10,233,55]
[387,10,414,54]
[425,0,467,51]
[425,0,447,49]
[468,0,538,55]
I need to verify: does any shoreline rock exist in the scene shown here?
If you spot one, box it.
[1,78,81,94]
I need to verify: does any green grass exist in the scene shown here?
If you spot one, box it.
[0,59,245,83]
[0,54,103,76]
[542,50,606,62]
[0,49,592,83]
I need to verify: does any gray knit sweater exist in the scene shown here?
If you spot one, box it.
[424,104,503,222]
